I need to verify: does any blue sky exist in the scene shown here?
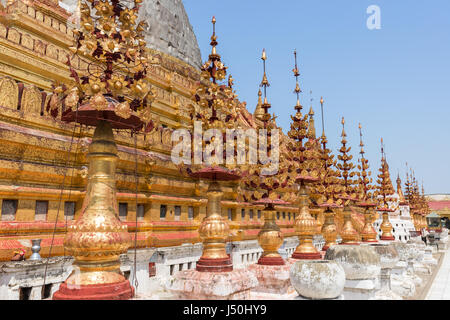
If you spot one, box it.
[183,0,450,194]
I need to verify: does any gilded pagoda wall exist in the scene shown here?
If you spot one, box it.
[0,0,297,261]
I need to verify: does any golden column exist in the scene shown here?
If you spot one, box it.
[357,123,378,242]
[191,169,240,271]
[54,121,134,299]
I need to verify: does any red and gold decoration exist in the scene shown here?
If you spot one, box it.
[336,117,360,244]
[52,0,159,300]
[285,51,322,260]
[356,123,378,242]
[374,138,395,241]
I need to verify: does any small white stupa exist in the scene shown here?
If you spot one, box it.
[374,174,415,242]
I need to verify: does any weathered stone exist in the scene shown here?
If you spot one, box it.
[325,245,380,280]
[167,269,258,300]
[364,243,399,269]
[248,263,294,296]
[290,260,345,300]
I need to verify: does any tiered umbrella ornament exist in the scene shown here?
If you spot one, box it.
[285,51,322,260]
[336,117,360,244]
[315,98,343,251]
[356,123,378,242]
[52,0,157,130]
[51,0,159,300]
[374,138,396,241]
[184,17,243,272]
[240,49,291,266]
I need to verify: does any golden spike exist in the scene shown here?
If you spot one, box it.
[262,48,267,61]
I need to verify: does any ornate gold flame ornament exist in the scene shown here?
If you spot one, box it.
[356,123,378,242]
[52,0,159,300]
[374,138,395,241]
[285,52,322,260]
[336,117,360,244]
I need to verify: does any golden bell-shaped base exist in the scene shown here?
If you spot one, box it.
[292,182,321,260]
[380,212,395,241]
[256,206,285,265]
[361,207,378,242]
[53,120,133,300]
[340,206,359,244]
[321,208,338,251]
[196,180,232,272]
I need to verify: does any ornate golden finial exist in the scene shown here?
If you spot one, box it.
[210,16,218,56]
[293,50,302,111]
[341,117,346,138]
[320,96,325,138]
[259,49,271,118]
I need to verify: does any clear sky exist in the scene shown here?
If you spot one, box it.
[183,0,450,194]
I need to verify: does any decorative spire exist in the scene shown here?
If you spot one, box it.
[375,138,396,241]
[210,16,219,57]
[285,50,322,260]
[376,138,395,209]
[396,173,406,204]
[357,123,378,242]
[337,117,358,202]
[259,49,271,121]
[337,117,359,244]
[193,17,238,131]
[357,123,375,203]
[292,50,302,111]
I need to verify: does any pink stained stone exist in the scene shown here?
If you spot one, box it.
[167,268,258,300]
[247,263,295,296]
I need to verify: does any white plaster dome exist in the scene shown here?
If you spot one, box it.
[290,260,345,300]
[324,245,381,280]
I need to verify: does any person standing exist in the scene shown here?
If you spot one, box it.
[421,228,428,245]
